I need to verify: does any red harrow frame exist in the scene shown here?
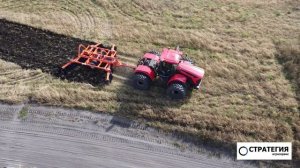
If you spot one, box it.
[61,43,135,81]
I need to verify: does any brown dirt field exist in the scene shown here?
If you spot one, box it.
[0,19,107,85]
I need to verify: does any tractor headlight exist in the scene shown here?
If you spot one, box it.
[195,80,202,89]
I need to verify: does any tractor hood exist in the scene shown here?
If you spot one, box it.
[177,61,205,79]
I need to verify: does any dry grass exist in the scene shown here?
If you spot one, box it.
[276,39,300,100]
[0,0,299,160]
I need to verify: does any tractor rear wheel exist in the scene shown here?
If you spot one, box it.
[167,83,186,99]
[133,73,151,90]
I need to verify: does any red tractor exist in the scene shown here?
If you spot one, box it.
[133,47,205,99]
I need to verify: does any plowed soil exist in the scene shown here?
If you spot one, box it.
[0,19,108,85]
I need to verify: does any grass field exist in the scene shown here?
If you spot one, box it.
[0,0,299,162]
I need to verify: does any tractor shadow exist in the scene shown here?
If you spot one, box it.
[0,19,107,85]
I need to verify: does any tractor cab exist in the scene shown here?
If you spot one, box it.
[157,48,182,78]
[159,48,182,64]
[158,61,176,78]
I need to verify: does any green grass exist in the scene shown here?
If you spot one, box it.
[19,106,29,119]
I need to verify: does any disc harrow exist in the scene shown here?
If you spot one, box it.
[61,43,135,82]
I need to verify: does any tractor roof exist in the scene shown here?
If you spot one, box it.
[160,48,182,64]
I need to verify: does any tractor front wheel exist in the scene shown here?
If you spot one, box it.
[167,83,186,99]
[133,73,151,90]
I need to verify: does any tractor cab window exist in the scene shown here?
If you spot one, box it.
[158,61,176,77]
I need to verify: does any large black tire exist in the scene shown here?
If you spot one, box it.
[133,73,151,90]
[167,83,186,99]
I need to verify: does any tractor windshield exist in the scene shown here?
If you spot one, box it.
[158,61,176,77]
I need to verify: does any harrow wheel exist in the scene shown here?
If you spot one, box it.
[108,73,113,83]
